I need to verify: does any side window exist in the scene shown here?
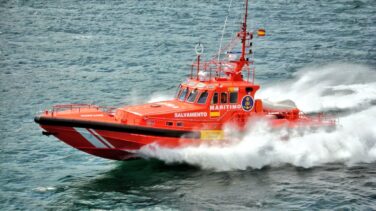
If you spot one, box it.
[220,92,228,104]
[187,89,199,103]
[197,91,208,104]
[179,88,189,101]
[211,93,218,104]
[229,92,238,104]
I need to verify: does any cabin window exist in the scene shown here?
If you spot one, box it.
[220,92,228,104]
[175,85,182,98]
[179,88,189,101]
[146,120,155,126]
[187,89,199,103]
[229,92,238,104]
[166,121,173,126]
[246,87,253,94]
[211,93,219,104]
[197,91,208,104]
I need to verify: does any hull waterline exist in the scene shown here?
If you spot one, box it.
[35,116,200,160]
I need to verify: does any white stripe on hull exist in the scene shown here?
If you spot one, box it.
[88,129,115,148]
[74,127,107,148]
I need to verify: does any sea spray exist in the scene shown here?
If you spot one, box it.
[147,93,173,103]
[259,63,376,113]
[138,64,376,171]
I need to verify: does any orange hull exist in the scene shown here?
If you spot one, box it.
[35,104,335,160]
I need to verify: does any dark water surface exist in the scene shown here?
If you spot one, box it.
[1,0,376,210]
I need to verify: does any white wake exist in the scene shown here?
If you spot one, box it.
[138,64,376,171]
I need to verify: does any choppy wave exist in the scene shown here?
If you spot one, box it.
[259,63,376,113]
[138,64,376,171]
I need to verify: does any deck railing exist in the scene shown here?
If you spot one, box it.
[46,104,116,116]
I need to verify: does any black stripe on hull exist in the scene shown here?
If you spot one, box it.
[34,116,200,139]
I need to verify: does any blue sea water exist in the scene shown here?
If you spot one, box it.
[1,0,376,210]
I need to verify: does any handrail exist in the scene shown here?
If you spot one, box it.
[48,104,117,116]
[191,59,255,83]
[263,110,337,124]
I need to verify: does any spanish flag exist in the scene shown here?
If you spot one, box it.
[210,111,220,117]
[257,29,266,37]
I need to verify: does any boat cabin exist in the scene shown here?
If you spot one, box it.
[113,7,290,130]
[115,77,263,130]
[176,79,261,114]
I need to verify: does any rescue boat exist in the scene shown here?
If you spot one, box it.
[35,0,335,160]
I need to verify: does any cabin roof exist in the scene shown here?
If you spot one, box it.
[182,79,259,90]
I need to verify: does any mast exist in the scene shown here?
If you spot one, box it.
[240,0,248,61]
[231,0,249,80]
[193,0,253,82]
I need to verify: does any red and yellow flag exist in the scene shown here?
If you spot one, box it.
[257,29,266,36]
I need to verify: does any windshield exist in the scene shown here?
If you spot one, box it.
[186,89,199,103]
[197,91,208,104]
[178,88,189,101]
[175,85,182,98]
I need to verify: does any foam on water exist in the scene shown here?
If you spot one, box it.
[259,63,376,112]
[138,64,376,171]
[32,186,56,193]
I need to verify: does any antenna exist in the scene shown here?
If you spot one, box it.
[195,43,204,80]
[217,0,234,62]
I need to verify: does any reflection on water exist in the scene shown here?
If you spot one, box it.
[46,161,376,210]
